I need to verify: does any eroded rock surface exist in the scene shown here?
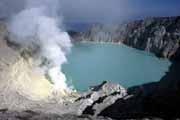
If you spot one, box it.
[73,81,127,116]
[71,16,180,59]
[0,109,113,120]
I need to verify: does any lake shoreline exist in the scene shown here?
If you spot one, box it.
[64,42,171,91]
[73,40,122,45]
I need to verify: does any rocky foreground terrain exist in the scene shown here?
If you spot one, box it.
[0,16,179,119]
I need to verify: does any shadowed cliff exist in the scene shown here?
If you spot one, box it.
[97,39,180,120]
[70,16,180,59]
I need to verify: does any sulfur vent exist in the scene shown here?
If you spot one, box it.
[0,23,78,112]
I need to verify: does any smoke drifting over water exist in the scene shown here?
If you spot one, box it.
[7,0,72,91]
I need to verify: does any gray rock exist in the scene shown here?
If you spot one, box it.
[74,81,127,116]
[70,16,180,59]
[0,109,113,120]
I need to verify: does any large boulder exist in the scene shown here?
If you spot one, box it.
[73,81,127,117]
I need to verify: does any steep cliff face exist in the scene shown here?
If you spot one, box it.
[98,53,180,119]
[71,16,180,59]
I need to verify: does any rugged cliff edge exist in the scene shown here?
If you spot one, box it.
[71,16,180,59]
[98,49,180,119]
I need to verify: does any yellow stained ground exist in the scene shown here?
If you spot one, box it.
[9,58,69,101]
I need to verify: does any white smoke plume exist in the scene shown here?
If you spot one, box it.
[7,0,72,91]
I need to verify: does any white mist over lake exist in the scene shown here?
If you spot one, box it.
[62,43,171,91]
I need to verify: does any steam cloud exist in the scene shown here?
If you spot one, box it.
[7,0,72,91]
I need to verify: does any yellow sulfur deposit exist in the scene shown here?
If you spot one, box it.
[10,58,54,101]
[0,23,78,112]
[0,36,69,104]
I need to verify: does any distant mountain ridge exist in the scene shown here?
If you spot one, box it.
[70,16,180,60]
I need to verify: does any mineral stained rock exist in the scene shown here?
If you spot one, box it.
[0,22,79,114]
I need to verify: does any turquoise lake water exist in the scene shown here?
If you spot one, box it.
[62,42,171,91]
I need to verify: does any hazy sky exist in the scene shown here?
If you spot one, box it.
[0,0,180,23]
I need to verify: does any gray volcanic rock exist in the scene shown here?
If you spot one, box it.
[97,49,180,119]
[0,109,113,120]
[98,63,180,119]
[74,81,127,116]
[70,16,180,59]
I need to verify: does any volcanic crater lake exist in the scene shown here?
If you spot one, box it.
[62,42,171,91]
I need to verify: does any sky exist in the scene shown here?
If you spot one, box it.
[0,0,180,23]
